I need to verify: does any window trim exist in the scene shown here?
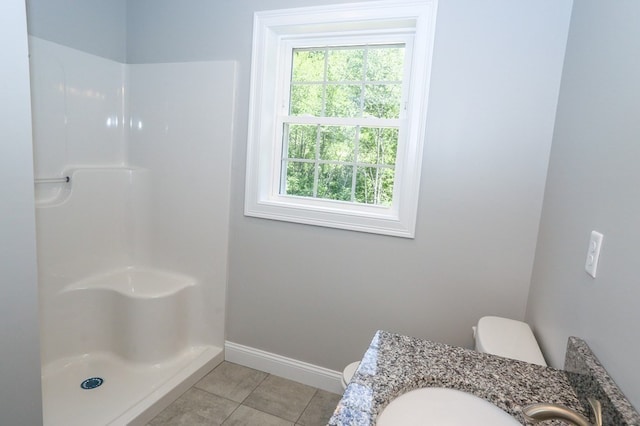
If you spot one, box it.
[245,0,438,238]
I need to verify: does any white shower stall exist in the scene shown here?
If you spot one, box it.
[30,37,235,425]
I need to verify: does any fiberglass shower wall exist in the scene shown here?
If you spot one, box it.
[30,37,235,372]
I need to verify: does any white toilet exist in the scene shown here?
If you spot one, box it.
[340,361,361,389]
[340,316,545,390]
[473,316,546,366]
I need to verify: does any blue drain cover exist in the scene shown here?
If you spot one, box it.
[80,377,104,390]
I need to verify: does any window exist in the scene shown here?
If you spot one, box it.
[245,0,438,238]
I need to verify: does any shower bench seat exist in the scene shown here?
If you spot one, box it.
[63,266,196,298]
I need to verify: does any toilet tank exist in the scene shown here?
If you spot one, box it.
[473,316,547,366]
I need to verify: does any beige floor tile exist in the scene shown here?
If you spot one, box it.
[222,405,294,426]
[243,375,317,422]
[297,389,342,426]
[148,388,238,425]
[147,410,212,426]
[195,361,268,403]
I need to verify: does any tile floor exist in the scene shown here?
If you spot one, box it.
[147,361,342,425]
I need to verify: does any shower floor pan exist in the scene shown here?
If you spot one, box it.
[41,267,223,425]
[41,345,222,426]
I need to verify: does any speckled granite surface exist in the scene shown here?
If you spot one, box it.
[329,330,584,426]
[565,336,640,425]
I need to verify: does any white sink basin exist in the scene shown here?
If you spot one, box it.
[376,387,520,425]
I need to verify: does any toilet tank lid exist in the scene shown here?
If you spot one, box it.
[476,316,547,366]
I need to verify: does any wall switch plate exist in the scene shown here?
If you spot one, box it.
[585,231,604,278]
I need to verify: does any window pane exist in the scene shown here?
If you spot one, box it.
[359,127,398,165]
[284,161,315,197]
[327,48,364,81]
[366,46,405,82]
[290,84,323,116]
[325,84,362,117]
[286,124,317,160]
[292,49,325,82]
[364,84,401,118]
[286,44,405,206]
[320,126,355,162]
[355,167,395,205]
[317,164,353,201]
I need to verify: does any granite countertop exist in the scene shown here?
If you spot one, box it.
[329,330,586,425]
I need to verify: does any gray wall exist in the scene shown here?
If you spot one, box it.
[526,0,640,409]
[0,1,43,424]
[126,0,370,63]
[128,0,572,370]
[26,0,127,62]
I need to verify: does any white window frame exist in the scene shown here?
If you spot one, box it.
[244,0,438,238]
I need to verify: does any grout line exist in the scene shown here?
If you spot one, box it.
[240,371,270,404]
[296,387,319,424]
[220,401,242,425]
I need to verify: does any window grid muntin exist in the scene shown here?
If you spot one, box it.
[289,44,405,120]
[281,122,398,205]
[283,43,404,205]
[281,159,396,203]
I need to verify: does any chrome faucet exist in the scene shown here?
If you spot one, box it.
[522,397,602,426]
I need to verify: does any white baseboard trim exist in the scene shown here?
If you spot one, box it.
[225,341,344,394]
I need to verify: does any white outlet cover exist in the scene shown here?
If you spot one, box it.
[585,231,603,278]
